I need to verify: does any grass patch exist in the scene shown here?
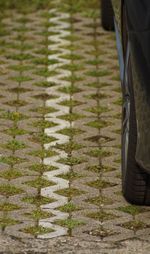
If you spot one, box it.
[0,169,22,180]
[86,70,112,77]
[57,172,82,181]
[30,133,57,144]
[1,111,27,121]
[57,127,84,137]
[0,156,25,166]
[85,196,113,206]
[87,179,116,189]
[117,205,147,216]
[59,99,83,107]
[32,120,58,129]
[25,209,53,220]
[3,140,26,151]
[58,113,85,122]
[25,177,55,188]
[0,184,23,196]
[58,156,86,166]
[32,106,58,115]
[0,203,20,211]
[29,149,58,159]
[23,196,55,206]
[29,164,58,173]
[121,220,148,231]
[0,217,19,228]
[58,85,81,94]
[55,188,84,197]
[5,100,27,107]
[86,211,117,221]
[4,127,28,136]
[55,142,83,153]
[55,218,85,229]
[34,81,57,88]
[58,202,80,213]
[86,120,111,129]
[22,226,54,236]
[8,87,31,93]
[86,148,112,158]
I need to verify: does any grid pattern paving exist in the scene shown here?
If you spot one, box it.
[0,0,150,253]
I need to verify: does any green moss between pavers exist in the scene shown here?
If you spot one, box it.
[62,75,83,83]
[32,120,58,129]
[3,140,26,150]
[86,228,114,238]
[86,82,110,89]
[86,120,111,129]
[57,172,83,181]
[61,53,83,61]
[61,63,84,72]
[55,142,83,153]
[84,134,114,143]
[85,196,113,206]
[58,202,80,213]
[86,59,104,66]
[58,113,85,122]
[55,218,85,230]
[58,99,83,107]
[1,111,27,121]
[58,85,82,94]
[9,65,33,72]
[0,156,26,166]
[85,92,109,100]
[29,164,58,173]
[87,179,116,189]
[33,81,57,88]
[86,211,117,221]
[24,209,53,220]
[86,164,116,173]
[112,74,120,82]
[61,34,80,42]
[0,202,20,211]
[86,148,112,158]
[29,149,58,159]
[0,184,24,196]
[86,70,112,77]
[22,225,54,236]
[31,106,58,115]
[4,127,28,136]
[114,98,122,106]
[33,93,56,101]
[121,220,148,231]
[32,58,59,65]
[25,177,56,188]
[30,133,57,144]
[23,196,55,206]
[5,100,27,107]
[55,188,85,197]
[58,156,86,166]
[86,106,109,114]
[9,76,33,83]
[57,127,84,137]
[8,87,32,93]
[34,69,58,78]
[0,169,22,180]
[117,205,147,216]
[0,217,19,228]
[6,53,33,61]
[0,0,53,12]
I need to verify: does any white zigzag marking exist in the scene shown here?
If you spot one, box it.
[38,10,72,239]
